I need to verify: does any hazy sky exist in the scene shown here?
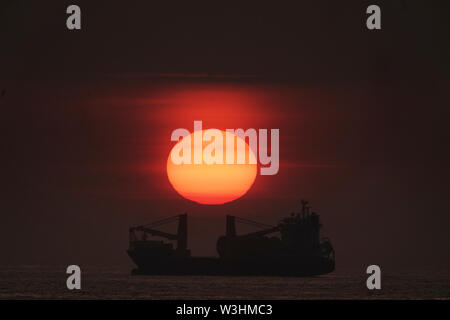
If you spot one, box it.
[1,1,449,272]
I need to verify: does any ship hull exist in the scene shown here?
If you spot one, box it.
[127,250,335,277]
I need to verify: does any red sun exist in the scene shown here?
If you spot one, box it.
[167,130,257,204]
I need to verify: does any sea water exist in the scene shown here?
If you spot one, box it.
[0,266,448,300]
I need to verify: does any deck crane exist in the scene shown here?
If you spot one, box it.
[225,215,280,238]
[129,214,188,254]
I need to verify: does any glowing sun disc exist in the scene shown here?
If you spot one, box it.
[167,130,257,205]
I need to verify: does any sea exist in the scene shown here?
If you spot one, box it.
[0,266,448,300]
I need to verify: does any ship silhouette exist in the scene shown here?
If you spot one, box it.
[127,200,335,276]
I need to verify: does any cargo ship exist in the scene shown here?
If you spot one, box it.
[127,200,335,276]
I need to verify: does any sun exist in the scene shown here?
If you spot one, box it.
[167,130,257,205]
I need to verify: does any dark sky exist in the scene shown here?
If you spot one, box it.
[1,1,449,272]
